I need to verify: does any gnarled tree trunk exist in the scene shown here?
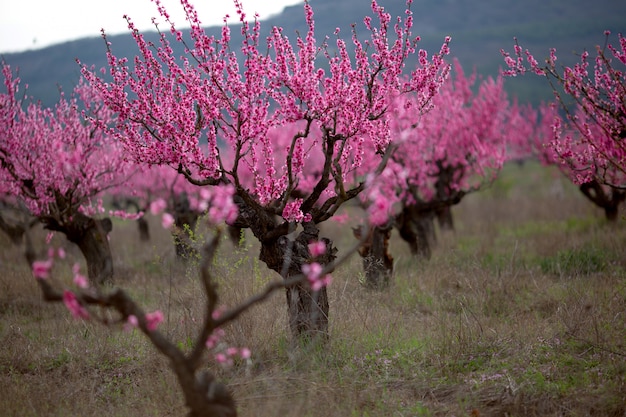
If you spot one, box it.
[395,205,436,260]
[580,180,625,222]
[234,196,335,343]
[0,206,38,264]
[435,205,454,231]
[173,193,200,260]
[353,223,394,289]
[258,224,335,343]
[44,212,114,285]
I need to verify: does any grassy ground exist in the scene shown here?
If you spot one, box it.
[1,161,625,417]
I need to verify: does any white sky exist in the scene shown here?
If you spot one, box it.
[0,0,303,54]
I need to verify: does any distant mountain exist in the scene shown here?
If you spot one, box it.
[2,0,625,107]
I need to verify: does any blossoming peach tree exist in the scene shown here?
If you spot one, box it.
[501,31,626,218]
[0,63,137,285]
[509,101,626,221]
[82,0,451,341]
[354,60,512,286]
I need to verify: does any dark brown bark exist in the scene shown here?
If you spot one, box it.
[137,217,150,241]
[43,212,114,285]
[353,224,393,289]
[173,193,200,260]
[395,205,436,260]
[432,160,467,232]
[233,195,335,342]
[435,205,455,231]
[0,207,38,264]
[258,225,335,343]
[0,214,29,245]
[579,180,625,222]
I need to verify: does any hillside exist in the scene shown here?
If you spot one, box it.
[2,0,625,107]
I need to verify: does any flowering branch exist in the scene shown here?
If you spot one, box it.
[501,32,626,189]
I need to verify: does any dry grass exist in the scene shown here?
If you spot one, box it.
[1,162,625,417]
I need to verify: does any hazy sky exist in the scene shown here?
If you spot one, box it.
[0,0,303,54]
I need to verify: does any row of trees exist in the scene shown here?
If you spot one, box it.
[1,0,624,413]
[501,31,626,219]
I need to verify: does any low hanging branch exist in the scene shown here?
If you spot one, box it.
[33,227,371,417]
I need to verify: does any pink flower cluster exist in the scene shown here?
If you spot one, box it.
[302,262,333,291]
[72,263,88,289]
[282,199,312,223]
[205,325,251,367]
[63,290,90,320]
[198,184,239,225]
[214,347,252,367]
[81,0,451,230]
[308,240,326,257]
[501,32,626,188]
[31,247,70,280]
[145,310,164,331]
[0,63,135,222]
[32,259,54,280]
[30,245,92,320]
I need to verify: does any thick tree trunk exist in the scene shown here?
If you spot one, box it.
[45,212,114,285]
[435,205,454,231]
[258,224,335,343]
[0,209,38,264]
[232,195,336,343]
[285,279,329,342]
[76,218,114,285]
[579,180,625,222]
[137,217,150,241]
[433,161,463,231]
[173,193,200,260]
[353,224,393,289]
[395,206,435,260]
[0,215,28,245]
[0,204,38,245]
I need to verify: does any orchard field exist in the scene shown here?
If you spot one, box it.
[1,161,625,417]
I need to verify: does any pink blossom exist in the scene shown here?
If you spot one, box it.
[150,198,167,215]
[214,352,232,366]
[302,262,323,280]
[211,307,224,320]
[73,273,88,289]
[71,263,89,288]
[62,290,89,320]
[206,184,239,225]
[205,328,225,349]
[302,262,333,290]
[124,314,139,332]
[109,209,144,220]
[282,199,311,223]
[240,347,251,359]
[331,213,350,224]
[32,259,53,279]
[311,274,332,291]
[308,241,326,257]
[145,310,164,331]
[161,212,175,229]
[367,193,392,226]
